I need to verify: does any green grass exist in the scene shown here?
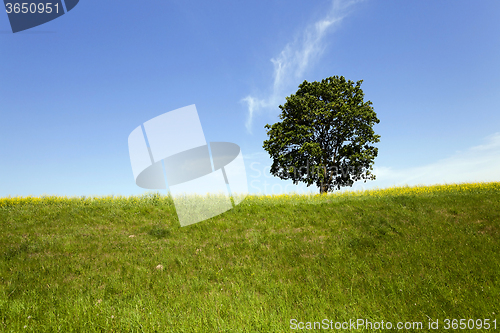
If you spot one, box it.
[0,182,499,332]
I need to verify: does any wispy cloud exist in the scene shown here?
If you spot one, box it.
[367,132,500,191]
[242,0,362,133]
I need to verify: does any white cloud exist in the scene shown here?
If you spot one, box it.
[242,0,362,133]
[366,132,500,190]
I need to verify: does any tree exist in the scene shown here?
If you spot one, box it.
[263,76,381,194]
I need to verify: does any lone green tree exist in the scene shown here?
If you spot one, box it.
[263,76,381,194]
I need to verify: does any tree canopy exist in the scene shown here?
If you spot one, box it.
[263,76,381,194]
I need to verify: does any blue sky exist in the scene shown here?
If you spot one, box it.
[1,0,499,198]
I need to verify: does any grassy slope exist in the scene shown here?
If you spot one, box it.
[0,182,499,332]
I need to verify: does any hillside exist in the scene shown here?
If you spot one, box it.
[1,182,499,332]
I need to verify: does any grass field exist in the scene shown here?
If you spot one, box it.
[0,182,499,332]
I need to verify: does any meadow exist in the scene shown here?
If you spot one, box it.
[0,182,499,332]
